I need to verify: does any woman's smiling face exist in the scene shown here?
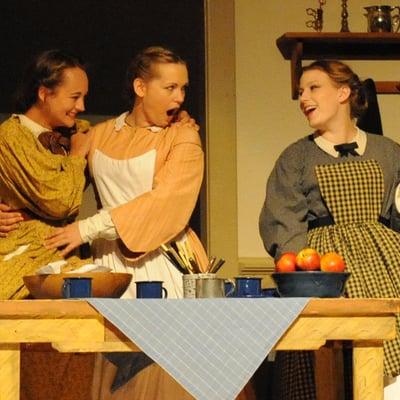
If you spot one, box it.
[135,62,188,127]
[41,67,88,129]
[298,68,344,131]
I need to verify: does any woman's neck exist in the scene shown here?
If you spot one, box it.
[126,105,150,128]
[319,119,358,144]
[24,106,53,130]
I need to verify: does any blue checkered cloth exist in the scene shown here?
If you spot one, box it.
[88,298,309,400]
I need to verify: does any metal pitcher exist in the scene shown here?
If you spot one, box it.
[364,5,400,32]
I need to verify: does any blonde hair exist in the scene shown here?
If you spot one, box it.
[124,46,186,106]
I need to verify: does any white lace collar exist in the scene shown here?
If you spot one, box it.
[114,112,163,133]
[313,128,367,158]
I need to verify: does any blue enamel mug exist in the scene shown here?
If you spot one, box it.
[136,281,168,299]
[62,277,92,298]
[234,276,262,297]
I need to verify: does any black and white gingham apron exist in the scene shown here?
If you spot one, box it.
[272,159,400,400]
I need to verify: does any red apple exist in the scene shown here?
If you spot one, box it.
[275,252,297,272]
[320,252,346,272]
[296,248,320,271]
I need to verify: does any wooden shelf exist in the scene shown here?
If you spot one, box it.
[276,32,400,99]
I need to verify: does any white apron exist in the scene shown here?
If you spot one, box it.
[91,149,184,298]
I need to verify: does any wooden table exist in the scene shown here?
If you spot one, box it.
[0,298,398,400]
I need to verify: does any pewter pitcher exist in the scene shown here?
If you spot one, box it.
[364,5,400,32]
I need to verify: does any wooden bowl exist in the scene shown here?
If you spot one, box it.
[23,272,132,299]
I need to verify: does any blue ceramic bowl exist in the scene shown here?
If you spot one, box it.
[272,271,350,298]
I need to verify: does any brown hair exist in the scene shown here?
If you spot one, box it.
[13,49,86,113]
[301,60,367,118]
[124,46,186,107]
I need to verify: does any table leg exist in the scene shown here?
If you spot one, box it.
[353,341,383,400]
[314,343,344,400]
[0,344,20,400]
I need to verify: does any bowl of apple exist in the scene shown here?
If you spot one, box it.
[271,248,350,298]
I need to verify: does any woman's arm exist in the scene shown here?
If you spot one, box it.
[259,143,309,260]
[45,209,117,257]
[112,124,203,253]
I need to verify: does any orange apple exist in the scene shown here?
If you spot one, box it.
[275,252,297,272]
[320,252,346,272]
[296,248,320,271]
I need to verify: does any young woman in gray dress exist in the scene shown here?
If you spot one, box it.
[259,60,400,400]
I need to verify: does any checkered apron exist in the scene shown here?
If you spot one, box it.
[273,160,400,400]
[309,159,400,377]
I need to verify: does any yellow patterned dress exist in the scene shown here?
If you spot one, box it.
[0,115,87,298]
[0,115,94,400]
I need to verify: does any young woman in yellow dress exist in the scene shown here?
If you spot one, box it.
[0,49,90,300]
[0,49,94,400]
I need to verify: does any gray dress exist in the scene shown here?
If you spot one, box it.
[259,132,400,260]
[259,132,400,400]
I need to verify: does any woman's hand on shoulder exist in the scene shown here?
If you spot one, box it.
[173,110,199,131]
[0,203,23,237]
[70,129,92,158]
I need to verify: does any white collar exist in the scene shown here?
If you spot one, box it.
[114,112,163,133]
[13,114,49,138]
[314,128,367,158]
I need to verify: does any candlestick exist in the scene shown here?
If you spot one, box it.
[306,0,326,32]
[341,0,350,32]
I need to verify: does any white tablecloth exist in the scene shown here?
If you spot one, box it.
[88,298,309,400]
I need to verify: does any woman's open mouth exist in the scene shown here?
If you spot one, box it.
[303,105,316,117]
[166,108,179,117]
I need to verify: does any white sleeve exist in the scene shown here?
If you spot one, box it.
[396,185,400,213]
[78,209,118,243]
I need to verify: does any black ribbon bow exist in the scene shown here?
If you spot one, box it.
[334,142,359,157]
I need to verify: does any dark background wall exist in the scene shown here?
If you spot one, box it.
[0,0,205,235]
[0,0,205,122]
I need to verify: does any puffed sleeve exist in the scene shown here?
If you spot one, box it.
[111,125,204,254]
[0,119,86,219]
[259,142,309,259]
